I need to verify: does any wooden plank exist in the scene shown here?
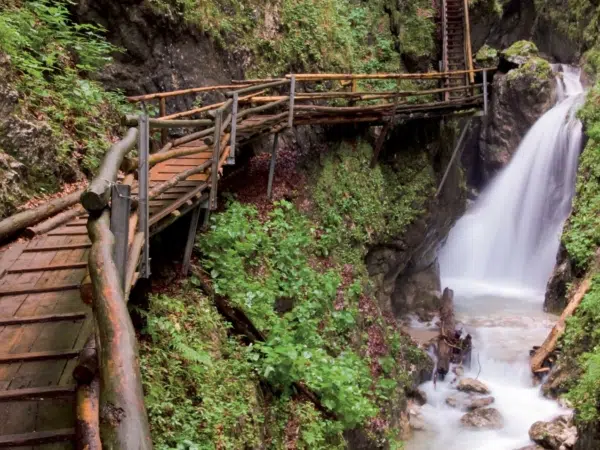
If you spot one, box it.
[0,385,75,401]
[0,350,80,363]
[6,262,87,274]
[22,244,90,253]
[0,313,86,327]
[47,230,88,237]
[151,173,207,182]
[0,428,75,447]
[149,184,208,226]
[0,284,81,297]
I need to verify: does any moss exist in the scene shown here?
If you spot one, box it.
[475,44,499,65]
[506,56,553,89]
[502,40,539,60]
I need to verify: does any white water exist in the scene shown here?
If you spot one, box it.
[439,66,585,297]
[408,67,585,450]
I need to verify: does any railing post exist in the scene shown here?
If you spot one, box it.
[138,115,151,279]
[159,97,167,146]
[228,93,238,165]
[267,133,279,200]
[181,205,202,276]
[483,69,488,116]
[210,110,222,210]
[109,184,131,290]
[288,75,296,128]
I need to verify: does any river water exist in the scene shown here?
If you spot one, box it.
[407,66,584,449]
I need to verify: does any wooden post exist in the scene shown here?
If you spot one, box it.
[228,93,238,165]
[483,69,488,116]
[463,0,475,84]
[159,98,167,146]
[267,133,279,200]
[288,75,296,128]
[210,110,222,210]
[110,184,130,290]
[138,115,151,279]
[75,377,101,450]
[181,206,202,276]
[442,0,449,101]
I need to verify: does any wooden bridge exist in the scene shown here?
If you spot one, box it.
[0,4,491,443]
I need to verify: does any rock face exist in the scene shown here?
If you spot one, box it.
[460,408,504,430]
[367,120,467,318]
[544,244,573,313]
[529,415,577,449]
[476,41,557,182]
[457,378,491,395]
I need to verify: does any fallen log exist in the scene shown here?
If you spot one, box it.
[23,204,86,238]
[75,376,101,450]
[81,128,138,212]
[437,287,456,379]
[531,277,592,373]
[87,210,151,450]
[0,190,83,241]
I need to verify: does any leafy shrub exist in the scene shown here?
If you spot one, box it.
[0,0,132,174]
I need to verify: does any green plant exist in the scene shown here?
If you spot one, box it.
[0,0,133,176]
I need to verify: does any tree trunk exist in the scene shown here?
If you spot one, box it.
[75,377,101,450]
[437,287,456,379]
[23,205,86,238]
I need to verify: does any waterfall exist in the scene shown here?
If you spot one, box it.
[439,66,585,298]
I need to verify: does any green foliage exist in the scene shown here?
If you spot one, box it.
[562,276,600,423]
[146,0,436,76]
[312,140,434,260]
[200,201,378,432]
[140,292,264,449]
[563,86,600,271]
[0,0,131,175]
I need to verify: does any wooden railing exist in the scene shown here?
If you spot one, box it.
[0,68,495,450]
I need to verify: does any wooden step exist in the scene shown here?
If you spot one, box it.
[23,243,90,253]
[0,429,75,448]
[6,261,87,274]
[0,283,81,296]
[0,385,76,401]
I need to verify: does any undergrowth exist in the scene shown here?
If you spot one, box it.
[0,0,132,176]
[146,0,436,77]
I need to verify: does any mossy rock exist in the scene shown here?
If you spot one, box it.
[501,40,539,66]
[506,57,553,89]
[474,44,499,68]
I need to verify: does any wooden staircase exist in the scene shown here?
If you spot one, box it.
[441,0,474,99]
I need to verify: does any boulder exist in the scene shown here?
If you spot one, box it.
[466,396,495,411]
[529,415,577,449]
[460,408,504,430]
[446,394,460,408]
[514,446,545,450]
[457,378,491,395]
[391,261,442,321]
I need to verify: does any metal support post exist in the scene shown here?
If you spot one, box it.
[267,133,279,200]
[110,184,131,290]
[138,114,151,279]
[227,93,238,165]
[288,75,296,128]
[483,69,488,116]
[210,110,222,210]
[181,205,202,275]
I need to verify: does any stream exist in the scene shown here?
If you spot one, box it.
[407,66,584,449]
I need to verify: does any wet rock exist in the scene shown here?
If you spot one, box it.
[460,407,504,430]
[529,415,577,449]
[545,244,572,314]
[476,41,556,182]
[409,388,427,406]
[391,261,442,321]
[446,394,460,408]
[453,366,465,377]
[408,402,426,431]
[466,396,495,411]
[457,378,491,395]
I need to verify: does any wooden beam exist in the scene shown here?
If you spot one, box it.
[0,429,75,447]
[23,205,87,238]
[6,261,87,273]
[0,349,80,363]
[127,84,252,102]
[181,206,202,276]
[0,283,81,296]
[0,385,76,401]
[0,312,86,326]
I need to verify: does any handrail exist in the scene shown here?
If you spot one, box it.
[126,84,252,102]
[286,68,495,81]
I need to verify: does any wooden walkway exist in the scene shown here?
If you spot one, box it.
[0,145,212,448]
[0,70,492,449]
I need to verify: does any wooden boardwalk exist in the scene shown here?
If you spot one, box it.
[0,67,492,448]
[0,147,212,448]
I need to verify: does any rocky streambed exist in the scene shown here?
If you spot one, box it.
[405,292,574,450]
